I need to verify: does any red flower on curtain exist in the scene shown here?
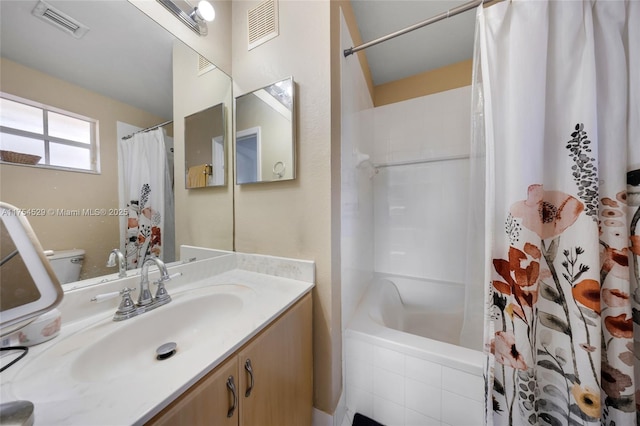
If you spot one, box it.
[572,279,601,314]
[601,247,630,280]
[604,314,633,338]
[492,246,540,308]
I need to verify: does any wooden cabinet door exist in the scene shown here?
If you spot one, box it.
[148,356,239,426]
[238,293,313,426]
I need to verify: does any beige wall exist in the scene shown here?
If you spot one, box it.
[173,41,234,251]
[0,57,165,279]
[232,0,341,415]
[374,59,473,106]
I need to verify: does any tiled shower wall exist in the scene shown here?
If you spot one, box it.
[372,86,472,284]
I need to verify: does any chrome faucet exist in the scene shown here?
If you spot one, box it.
[138,256,171,307]
[91,256,181,321]
[106,249,127,278]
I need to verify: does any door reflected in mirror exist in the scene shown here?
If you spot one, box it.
[235,77,295,184]
[185,103,226,188]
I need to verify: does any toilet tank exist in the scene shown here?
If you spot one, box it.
[46,249,85,284]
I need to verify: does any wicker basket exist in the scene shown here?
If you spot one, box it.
[0,150,42,165]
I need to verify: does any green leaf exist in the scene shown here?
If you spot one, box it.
[539,312,571,335]
[579,306,599,319]
[569,403,598,420]
[537,359,564,376]
[539,411,564,426]
[605,395,636,413]
[542,384,568,405]
[540,282,562,303]
[539,398,568,416]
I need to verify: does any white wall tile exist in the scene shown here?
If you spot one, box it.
[346,351,373,391]
[405,408,440,426]
[374,346,405,375]
[405,379,441,420]
[346,338,374,363]
[346,386,374,421]
[405,356,442,386]
[373,367,405,406]
[442,367,484,402]
[373,396,405,426]
[441,391,484,426]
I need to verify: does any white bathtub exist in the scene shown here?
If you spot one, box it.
[344,277,487,426]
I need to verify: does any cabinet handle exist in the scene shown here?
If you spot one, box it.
[244,359,254,397]
[226,375,237,418]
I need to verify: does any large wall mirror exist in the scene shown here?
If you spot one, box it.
[0,0,233,282]
[235,77,295,184]
[185,103,226,188]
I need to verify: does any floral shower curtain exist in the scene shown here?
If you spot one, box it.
[118,128,174,269]
[476,1,640,425]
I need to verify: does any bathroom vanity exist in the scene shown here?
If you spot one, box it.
[0,248,314,425]
[149,292,311,425]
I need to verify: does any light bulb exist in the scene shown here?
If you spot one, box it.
[196,0,215,22]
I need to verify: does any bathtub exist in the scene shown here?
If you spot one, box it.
[344,276,487,426]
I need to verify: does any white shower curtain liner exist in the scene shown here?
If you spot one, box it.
[118,128,175,269]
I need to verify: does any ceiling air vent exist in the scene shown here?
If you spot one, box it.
[198,55,217,76]
[32,0,90,39]
[247,0,279,51]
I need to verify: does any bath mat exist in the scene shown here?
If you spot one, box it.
[352,412,384,426]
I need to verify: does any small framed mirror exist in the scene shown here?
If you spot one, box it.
[235,77,295,184]
[1,203,63,336]
[185,103,226,188]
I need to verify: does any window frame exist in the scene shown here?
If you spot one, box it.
[0,92,100,174]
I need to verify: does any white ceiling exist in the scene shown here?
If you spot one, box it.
[0,1,476,120]
[0,0,176,119]
[349,0,476,85]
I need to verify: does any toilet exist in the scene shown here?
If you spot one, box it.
[46,249,85,284]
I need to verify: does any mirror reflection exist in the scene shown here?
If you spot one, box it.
[185,103,226,188]
[235,77,295,184]
[0,0,232,282]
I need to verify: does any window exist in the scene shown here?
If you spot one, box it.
[0,93,99,172]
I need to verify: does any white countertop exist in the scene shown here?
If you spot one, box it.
[0,249,314,425]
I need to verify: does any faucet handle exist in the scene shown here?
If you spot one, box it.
[153,272,181,304]
[90,287,136,303]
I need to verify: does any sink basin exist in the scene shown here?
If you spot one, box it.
[71,292,243,382]
[9,284,253,401]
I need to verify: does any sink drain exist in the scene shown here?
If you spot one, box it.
[156,342,177,360]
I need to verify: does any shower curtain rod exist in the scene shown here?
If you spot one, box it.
[122,120,173,140]
[344,0,484,57]
[374,154,470,169]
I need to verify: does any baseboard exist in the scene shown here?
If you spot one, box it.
[313,408,333,426]
[312,390,347,426]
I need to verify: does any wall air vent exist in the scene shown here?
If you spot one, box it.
[198,55,217,76]
[247,0,279,50]
[32,0,90,39]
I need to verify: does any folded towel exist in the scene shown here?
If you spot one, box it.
[187,164,208,188]
[353,413,384,426]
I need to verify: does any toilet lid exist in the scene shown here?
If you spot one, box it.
[45,249,85,260]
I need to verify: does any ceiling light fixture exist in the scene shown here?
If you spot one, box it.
[156,0,215,36]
